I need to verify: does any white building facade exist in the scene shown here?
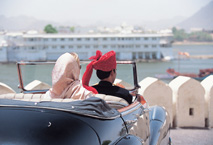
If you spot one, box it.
[2,33,173,62]
[0,34,8,62]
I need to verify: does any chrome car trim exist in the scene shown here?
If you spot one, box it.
[120,102,142,116]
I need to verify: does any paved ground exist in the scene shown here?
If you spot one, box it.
[170,128,213,145]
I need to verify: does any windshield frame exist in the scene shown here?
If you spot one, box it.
[17,61,140,94]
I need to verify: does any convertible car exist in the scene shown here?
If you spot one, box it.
[0,61,171,145]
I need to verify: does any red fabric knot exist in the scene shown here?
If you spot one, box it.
[89,50,102,61]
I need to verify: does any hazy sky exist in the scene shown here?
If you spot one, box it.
[0,0,212,24]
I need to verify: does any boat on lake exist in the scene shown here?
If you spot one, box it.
[166,68,213,81]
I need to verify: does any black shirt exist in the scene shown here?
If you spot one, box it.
[92,81,133,104]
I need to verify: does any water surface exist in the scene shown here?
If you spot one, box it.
[0,44,212,92]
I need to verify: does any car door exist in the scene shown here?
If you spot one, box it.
[118,101,150,144]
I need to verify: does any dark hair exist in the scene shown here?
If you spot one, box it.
[96,70,111,80]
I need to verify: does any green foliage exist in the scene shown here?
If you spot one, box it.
[172,27,212,42]
[188,31,212,42]
[44,24,58,33]
[172,27,188,41]
[70,26,75,33]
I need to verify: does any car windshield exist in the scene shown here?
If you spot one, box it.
[18,61,136,92]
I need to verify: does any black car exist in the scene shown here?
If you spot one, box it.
[0,61,171,145]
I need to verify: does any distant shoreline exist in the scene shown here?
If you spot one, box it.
[173,41,213,45]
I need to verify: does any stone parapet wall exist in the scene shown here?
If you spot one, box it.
[137,75,212,128]
[201,75,213,128]
[0,82,15,95]
[169,76,205,127]
[138,77,173,126]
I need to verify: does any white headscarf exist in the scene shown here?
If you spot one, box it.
[47,53,92,99]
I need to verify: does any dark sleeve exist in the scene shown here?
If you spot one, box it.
[119,88,133,104]
[126,92,133,104]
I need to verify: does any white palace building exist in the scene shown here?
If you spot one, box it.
[0,32,173,62]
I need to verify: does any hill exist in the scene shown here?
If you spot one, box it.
[177,1,213,30]
[0,1,212,31]
[0,14,186,32]
[0,15,62,31]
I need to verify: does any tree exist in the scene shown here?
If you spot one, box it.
[172,27,213,42]
[172,27,177,34]
[70,26,75,33]
[188,32,212,42]
[172,27,187,41]
[44,24,57,33]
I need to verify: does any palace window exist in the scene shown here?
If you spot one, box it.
[42,46,47,49]
[136,37,141,40]
[132,52,136,59]
[152,45,157,48]
[77,38,82,41]
[111,38,116,41]
[52,38,57,41]
[13,47,20,50]
[103,45,107,48]
[136,45,141,48]
[127,45,134,48]
[103,38,107,41]
[138,52,143,59]
[152,53,157,59]
[77,45,82,48]
[111,45,116,48]
[116,52,120,60]
[152,37,157,40]
[85,45,90,48]
[144,45,149,48]
[69,38,73,41]
[93,38,98,41]
[29,38,34,41]
[85,38,90,41]
[61,38,65,41]
[52,46,57,49]
[94,45,99,48]
[61,45,65,49]
[144,37,148,40]
[69,45,73,48]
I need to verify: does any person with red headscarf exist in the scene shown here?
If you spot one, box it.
[82,50,132,104]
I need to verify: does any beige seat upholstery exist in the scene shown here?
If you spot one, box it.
[0,93,75,102]
[0,93,129,109]
[95,94,129,109]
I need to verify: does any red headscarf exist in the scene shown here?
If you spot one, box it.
[82,50,117,94]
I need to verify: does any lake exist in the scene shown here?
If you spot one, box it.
[0,44,213,93]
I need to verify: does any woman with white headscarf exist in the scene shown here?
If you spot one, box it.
[46,52,93,99]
